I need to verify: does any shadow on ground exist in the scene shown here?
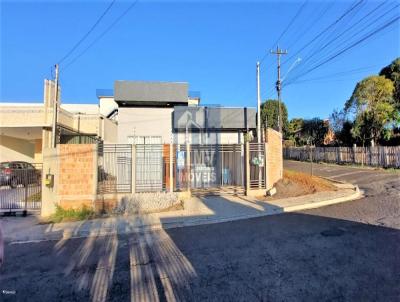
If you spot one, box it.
[1,193,399,302]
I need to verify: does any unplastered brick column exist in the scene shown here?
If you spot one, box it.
[265,128,283,190]
[58,144,97,210]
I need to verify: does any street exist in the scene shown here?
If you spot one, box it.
[1,161,399,301]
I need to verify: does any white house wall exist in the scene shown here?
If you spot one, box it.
[118,107,173,144]
[174,132,244,144]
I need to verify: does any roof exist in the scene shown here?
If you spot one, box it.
[173,106,256,131]
[114,81,188,104]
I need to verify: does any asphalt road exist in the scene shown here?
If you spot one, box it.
[0,161,399,301]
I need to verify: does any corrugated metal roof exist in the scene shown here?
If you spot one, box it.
[114,81,188,103]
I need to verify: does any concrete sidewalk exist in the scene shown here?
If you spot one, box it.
[2,182,361,243]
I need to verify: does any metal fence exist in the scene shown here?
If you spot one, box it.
[136,144,164,192]
[249,143,266,189]
[98,143,267,195]
[0,163,42,213]
[284,146,400,168]
[190,144,244,190]
[97,144,132,193]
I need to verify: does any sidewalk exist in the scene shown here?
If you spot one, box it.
[2,182,361,243]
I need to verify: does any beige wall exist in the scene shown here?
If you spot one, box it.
[118,107,173,143]
[41,147,58,216]
[265,128,283,190]
[0,135,35,162]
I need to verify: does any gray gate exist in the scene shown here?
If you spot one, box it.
[0,162,42,213]
[97,144,132,193]
[189,144,245,194]
[135,144,164,192]
[249,143,266,189]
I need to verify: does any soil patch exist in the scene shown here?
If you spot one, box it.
[265,169,337,200]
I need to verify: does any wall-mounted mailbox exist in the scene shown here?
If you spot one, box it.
[45,174,54,187]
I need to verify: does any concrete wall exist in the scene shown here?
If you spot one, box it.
[265,128,283,190]
[0,135,35,162]
[41,148,59,216]
[118,107,173,143]
[101,117,118,143]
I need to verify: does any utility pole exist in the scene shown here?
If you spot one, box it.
[256,61,261,143]
[51,64,59,148]
[270,46,287,134]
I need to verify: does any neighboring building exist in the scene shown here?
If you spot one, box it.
[0,80,117,163]
[99,80,255,144]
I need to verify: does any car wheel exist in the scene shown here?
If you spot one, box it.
[10,178,18,188]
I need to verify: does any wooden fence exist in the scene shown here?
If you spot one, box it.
[283,146,400,168]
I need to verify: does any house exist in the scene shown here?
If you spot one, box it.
[0,80,117,163]
[98,80,256,145]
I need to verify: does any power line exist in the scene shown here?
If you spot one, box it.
[58,0,116,65]
[293,1,394,77]
[284,15,400,86]
[280,0,365,67]
[62,0,140,71]
[259,0,308,63]
[286,66,377,85]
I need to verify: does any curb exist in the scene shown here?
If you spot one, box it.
[8,184,363,244]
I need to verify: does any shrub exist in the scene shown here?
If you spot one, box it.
[50,205,95,223]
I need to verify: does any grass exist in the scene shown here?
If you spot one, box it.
[46,205,96,223]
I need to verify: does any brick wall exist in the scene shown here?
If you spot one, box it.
[58,144,97,210]
[266,128,283,190]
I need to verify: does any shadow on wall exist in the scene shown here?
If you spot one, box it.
[1,195,399,301]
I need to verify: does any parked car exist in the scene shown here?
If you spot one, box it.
[0,161,41,188]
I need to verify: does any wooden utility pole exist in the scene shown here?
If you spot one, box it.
[270,46,287,134]
[51,64,59,148]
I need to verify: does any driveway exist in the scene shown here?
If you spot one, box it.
[0,161,399,301]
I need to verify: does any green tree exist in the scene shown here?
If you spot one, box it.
[260,99,288,137]
[301,118,329,146]
[379,58,400,109]
[287,118,304,145]
[345,75,397,145]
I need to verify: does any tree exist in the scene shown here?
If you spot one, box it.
[345,75,397,145]
[260,99,288,137]
[287,118,304,145]
[379,58,400,109]
[301,118,329,146]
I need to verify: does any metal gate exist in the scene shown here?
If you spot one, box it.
[189,144,245,194]
[135,144,164,192]
[249,143,266,189]
[0,162,42,213]
[97,144,132,193]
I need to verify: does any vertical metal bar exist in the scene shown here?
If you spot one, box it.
[24,169,28,215]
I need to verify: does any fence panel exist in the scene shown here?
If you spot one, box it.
[190,144,244,190]
[135,144,163,192]
[249,143,266,189]
[284,146,400,168]
[0,163,42,213]
[98,144,132,194]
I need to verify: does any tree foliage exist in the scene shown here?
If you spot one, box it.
[260,99,289,136]
[344,75,397,145]
[379,57,400,109]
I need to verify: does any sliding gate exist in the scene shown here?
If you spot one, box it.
[189,144,245,194]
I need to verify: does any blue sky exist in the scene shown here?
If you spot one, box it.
[1,0,399,119]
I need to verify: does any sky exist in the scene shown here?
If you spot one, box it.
[1,0,399,119]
